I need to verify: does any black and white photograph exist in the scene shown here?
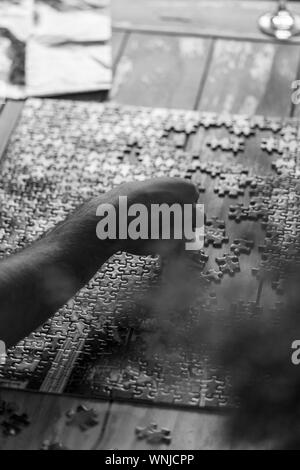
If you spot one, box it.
[0,0,300,454]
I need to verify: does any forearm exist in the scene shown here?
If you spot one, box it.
[0,178,198,348]
[0,199,116,348]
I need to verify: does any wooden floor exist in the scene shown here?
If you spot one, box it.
[0,0,299,450]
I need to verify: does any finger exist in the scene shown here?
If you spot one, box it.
[163,177,200,204]
[141,178,199,205]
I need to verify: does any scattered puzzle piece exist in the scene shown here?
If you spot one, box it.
[230,239,254,256]
[216,254,240,276]
[205,217,229,248]
[201,269,223,284]
[135,423,172,445]
[228,203,248,223]
[66,405,99,431]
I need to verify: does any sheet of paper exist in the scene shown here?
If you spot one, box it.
[27,40,111,96]
[0,0,112,99]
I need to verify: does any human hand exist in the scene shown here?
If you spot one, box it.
[95,177,199,256]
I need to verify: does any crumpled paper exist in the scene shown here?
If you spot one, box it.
[0,0,112,99]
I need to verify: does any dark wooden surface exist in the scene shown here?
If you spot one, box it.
[0,0,299,450]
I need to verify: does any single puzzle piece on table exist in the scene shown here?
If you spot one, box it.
[66,405,99,431]
[135,423,172,445]
[230,239,254,256]
[205,217,229,248]
[216,254,240,276]
[201,269,223,284]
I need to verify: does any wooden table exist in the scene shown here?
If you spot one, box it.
[0,0,299,450]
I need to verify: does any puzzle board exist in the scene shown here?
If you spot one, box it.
[0,99,299,410]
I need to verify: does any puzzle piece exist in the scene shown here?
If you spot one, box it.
[187,250,209,270]
[248,197,270,222]
[228,203,248,223]
[66,405,99,431]
[216,254,240,276]
[264,118,282,133]
[230,118,254,137]
[261,137,281,154]
[271,158,296,175]
[135,423,172,445]
[199,113,218,128]
[214,175,244,198]
[280,124,297,141]
[206,136,245,154]
[205,217,228,248]
[230,239,254,256]
[201,269,223,284]
[197,161,223,178]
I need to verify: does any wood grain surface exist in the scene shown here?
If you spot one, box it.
[112,0,300,42]
[111,33,212,109]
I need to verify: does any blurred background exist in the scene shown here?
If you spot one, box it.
[2,0,300,116]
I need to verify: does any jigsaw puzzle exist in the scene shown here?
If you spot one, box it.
[0,99,299,411]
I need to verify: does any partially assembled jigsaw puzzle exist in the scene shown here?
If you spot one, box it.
[0,99,299,409]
